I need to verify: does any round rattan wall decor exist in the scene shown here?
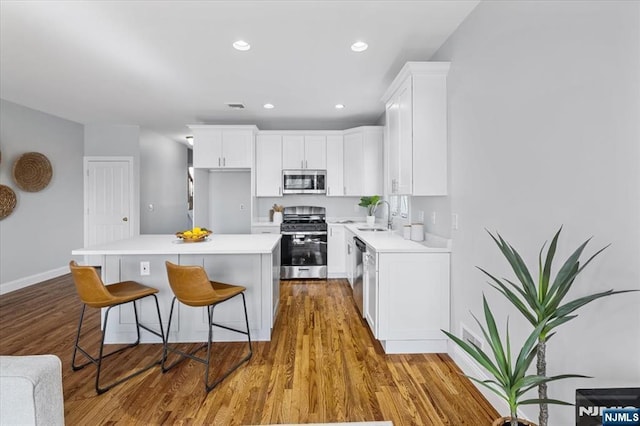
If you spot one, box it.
[0,184,17,220]
[12,152,53,192]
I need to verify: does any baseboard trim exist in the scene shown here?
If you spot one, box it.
[0,266,69,295]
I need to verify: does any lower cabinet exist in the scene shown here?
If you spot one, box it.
[369,251,450,354]
[251,224,281,234]
[344,229,356,287]
[328,224,346,277]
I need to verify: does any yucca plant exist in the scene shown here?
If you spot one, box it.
[443,296,585,426]
[481,227,637,426]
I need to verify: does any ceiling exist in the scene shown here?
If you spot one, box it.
[0,0,479,142]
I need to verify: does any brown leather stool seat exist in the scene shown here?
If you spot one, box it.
[163,261,252,392]
[69,260,165,394]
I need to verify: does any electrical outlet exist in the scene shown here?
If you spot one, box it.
[431,211,437,224]
[418,210,425,222]
[452,213,459,230]
[148,203,154,212]
[140,261,150,276]
[240,204,245,210]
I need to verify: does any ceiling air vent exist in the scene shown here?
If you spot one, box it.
[226,103,245,110]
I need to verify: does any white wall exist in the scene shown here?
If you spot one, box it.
[0,99,84,291]
[139,129,190,233]
[209,171,251,233]
[84,124,141,234]
[419,1,640,423]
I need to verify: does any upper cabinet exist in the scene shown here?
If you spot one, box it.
[325,134,344,197]
[382,62,450,196]
[190,125,257,169]
[282,135,327,170]
[343,126,383,196]
[255,134,283,197]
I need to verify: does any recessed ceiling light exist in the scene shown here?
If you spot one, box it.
[186,136,194,146]
[335,104,345,109]
[351,41,368,52]
[233,40,251,51]
[263,103,275,109]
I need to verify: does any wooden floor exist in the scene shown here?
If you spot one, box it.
[0,275,498,425]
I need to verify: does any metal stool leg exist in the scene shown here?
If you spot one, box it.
[72,296,165,394]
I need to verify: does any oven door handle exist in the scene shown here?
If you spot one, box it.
[281,231,328,236]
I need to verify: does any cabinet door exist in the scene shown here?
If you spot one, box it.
[378,253,450,340]
[362,128,384,195]
[328,224,346,275]
[345,229,355,287]
[282,135,304,169]
[193,128,223,168]
[326,135,344,196]
[304,135,327,169]
[396,78,413,194]
[343,132,363,196]
[255,134,283,197]
[364,250,378,337]
[222,130,252,168]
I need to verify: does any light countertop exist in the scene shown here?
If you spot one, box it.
[344,223,451,253]
[72,234,281,256]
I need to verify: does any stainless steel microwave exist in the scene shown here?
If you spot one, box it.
[282,170,326,194]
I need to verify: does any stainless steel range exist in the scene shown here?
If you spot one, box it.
[280,206,328,279]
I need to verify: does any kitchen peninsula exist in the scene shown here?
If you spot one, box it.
[72,234,281,344]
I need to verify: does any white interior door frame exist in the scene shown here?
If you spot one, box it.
[83,156,135,249]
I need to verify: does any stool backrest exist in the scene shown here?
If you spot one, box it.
[69,261,115,307]
[165,261,217,306]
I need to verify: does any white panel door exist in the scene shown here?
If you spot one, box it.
[85,159,133,249]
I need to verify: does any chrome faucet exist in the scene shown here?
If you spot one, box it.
[375,200,393,230]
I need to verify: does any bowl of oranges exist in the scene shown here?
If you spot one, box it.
[176,226,212,243]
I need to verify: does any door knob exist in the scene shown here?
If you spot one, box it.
[122,217,128,222]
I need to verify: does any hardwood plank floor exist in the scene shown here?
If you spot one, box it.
[0,275,498,425]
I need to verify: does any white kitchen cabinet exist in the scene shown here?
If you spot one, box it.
[382,62,449,196]
[344,228,356,287]
[251,224,281,234]
[190,125,256,169]
[282,135,327,170]
[255,134,283,197]
[328,224,346,277]
[375,252,450,353]
[364,246,378,336]
[326,134,344,196]
[343,126,383,196]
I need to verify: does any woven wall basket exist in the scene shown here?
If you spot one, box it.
[0,184,17,220]
[13,152,53,192]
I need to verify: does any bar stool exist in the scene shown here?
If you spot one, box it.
[163,261,252,392]
[68,260,165,394]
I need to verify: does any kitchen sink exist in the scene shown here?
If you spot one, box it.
[357,227,388,232]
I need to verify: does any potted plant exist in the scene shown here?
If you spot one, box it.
[359,195,380,226]
[443,296,585,426]
[481,228,637,426]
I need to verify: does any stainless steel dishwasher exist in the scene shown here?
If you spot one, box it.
[353,237,366,317]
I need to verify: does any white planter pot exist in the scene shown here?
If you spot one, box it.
[366,215,375,226]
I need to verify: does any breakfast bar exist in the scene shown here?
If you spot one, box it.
[71,234,281,344]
